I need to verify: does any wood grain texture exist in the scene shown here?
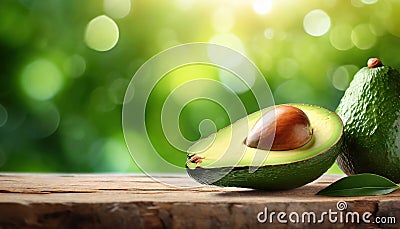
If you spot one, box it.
[0,173,398,228]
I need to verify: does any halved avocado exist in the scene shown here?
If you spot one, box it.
[186,104,343,190]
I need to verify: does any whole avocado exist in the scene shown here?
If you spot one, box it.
[336,58,400,182]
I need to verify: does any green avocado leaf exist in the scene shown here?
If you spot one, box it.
[317,173,400,197]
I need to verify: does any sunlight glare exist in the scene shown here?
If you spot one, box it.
[253,0,272,15]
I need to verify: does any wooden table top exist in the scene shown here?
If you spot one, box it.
[0,173,398,228]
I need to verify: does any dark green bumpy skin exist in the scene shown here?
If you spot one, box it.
[336,65,400,183]
[187,139,342,190]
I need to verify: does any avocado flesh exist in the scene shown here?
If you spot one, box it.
[336,65,400,183]
[186,104,343,190]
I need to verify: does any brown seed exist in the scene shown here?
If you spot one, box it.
[245,105,312,151]
[367,58,383,69]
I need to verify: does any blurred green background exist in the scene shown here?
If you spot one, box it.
[1,0,400,173]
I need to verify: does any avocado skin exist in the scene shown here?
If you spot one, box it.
[336,66,400,183]
[186,139,342,190]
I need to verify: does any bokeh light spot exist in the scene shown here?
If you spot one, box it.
[329,24,354,51]
[303,9,331,37]
[85,15,119,52]
[209,33,246,54]
[274,79,315,103]
[263,28,275,39]
[21,59,64,100]
[277,58,299,79]
[103,138,132,172]
[351,24,376,50]
[157,28,179,50]
[0,104,8,127]
[351,0,364,7]
[103,0,131,19]
[175,0,194,11]
[253,0,272,15]
[90,87,116,112]
[89,138,134,172]
[331,67,349,91]
[212,7,235,33]
[330,65,358,91]
[208,33,246,68]
[35,103,61,138]
[108,78,129,104]
[218,68,255,94]
[361,0,378,5]
[64,55,86,78]
[166,65,219,105]
[61,115,88,141]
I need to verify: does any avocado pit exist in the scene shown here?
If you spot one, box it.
[245,105,313,151]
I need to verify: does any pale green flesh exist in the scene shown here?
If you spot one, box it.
[188,104,342,168]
